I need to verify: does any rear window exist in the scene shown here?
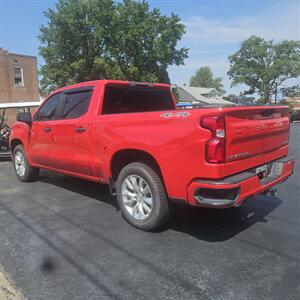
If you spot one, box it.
[62,90,92,119]
[102,85,174,114]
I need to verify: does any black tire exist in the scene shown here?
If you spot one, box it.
[116,162,170,231]
[13,145,39,182]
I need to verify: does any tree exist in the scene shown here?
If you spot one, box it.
[189,66,225,94]
[39,0,188,93]
[223,94,255,105]
[228,36,300,103]
[280,85,300,98]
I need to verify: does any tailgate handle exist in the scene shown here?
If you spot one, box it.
[44,127,52,133]
[76,126,86,133]
[261,109,275,117]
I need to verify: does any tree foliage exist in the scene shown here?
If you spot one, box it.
[223,94,255,105]
[39,0,188,93]
[189,66,225,94]
[280,85,300,98]
[228,36,300,103]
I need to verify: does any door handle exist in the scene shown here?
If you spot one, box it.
[44,127,52,133]
[76,126,86,133]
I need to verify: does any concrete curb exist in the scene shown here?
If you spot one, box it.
[0,268,24,300]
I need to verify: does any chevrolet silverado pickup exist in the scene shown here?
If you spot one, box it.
[10,80,295,230]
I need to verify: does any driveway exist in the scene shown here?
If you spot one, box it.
[0,123,299,300]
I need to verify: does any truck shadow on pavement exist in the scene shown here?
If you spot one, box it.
[39,171,119,209]
[169,196,282,242]
[39,170,282,242]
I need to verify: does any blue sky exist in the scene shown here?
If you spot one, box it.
[0,0,299,95]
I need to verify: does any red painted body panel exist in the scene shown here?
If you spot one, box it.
[29,121,54,166]
[9,80,294,205]
[225,108,290,162]
[50,118,92,175]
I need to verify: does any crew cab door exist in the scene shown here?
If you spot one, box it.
[50,87,93,175]
[29,92,63,166]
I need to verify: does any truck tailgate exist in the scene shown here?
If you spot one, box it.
[225,107,290,162]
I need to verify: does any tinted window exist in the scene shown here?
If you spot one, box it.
[102,85,174,114]
[35,93,61,121]
[62,91,92,119]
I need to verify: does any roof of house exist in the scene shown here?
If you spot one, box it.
[183,87,218,95]
[178,86,234,106]
[177,87,208,105]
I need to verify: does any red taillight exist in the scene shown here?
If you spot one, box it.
[201,114,225,163]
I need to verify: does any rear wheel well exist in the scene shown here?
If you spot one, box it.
[110,149,164,186]
[10,139,23,153]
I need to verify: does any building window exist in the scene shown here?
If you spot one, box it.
[208,92,217,98]
[13,66,24,86]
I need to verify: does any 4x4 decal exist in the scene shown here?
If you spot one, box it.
[160,112,190,118]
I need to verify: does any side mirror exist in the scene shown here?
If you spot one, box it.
[17,112,32,126]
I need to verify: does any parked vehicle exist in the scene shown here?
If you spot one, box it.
[291,107,300,122]
[0,102,40,157]
[10,80,295,230]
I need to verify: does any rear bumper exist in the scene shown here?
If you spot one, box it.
[187,156,295,208]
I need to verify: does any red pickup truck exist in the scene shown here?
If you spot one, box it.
[10,80,294,230]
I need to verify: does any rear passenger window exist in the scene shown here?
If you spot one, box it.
[62,91,92,119]
[102,85,174,114]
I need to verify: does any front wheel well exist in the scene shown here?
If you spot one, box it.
[110,149,164,186]
[10,139,23,153]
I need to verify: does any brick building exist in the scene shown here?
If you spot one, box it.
[0,48,39,124]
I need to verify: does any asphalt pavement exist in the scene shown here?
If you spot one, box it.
[0,123,299,300]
